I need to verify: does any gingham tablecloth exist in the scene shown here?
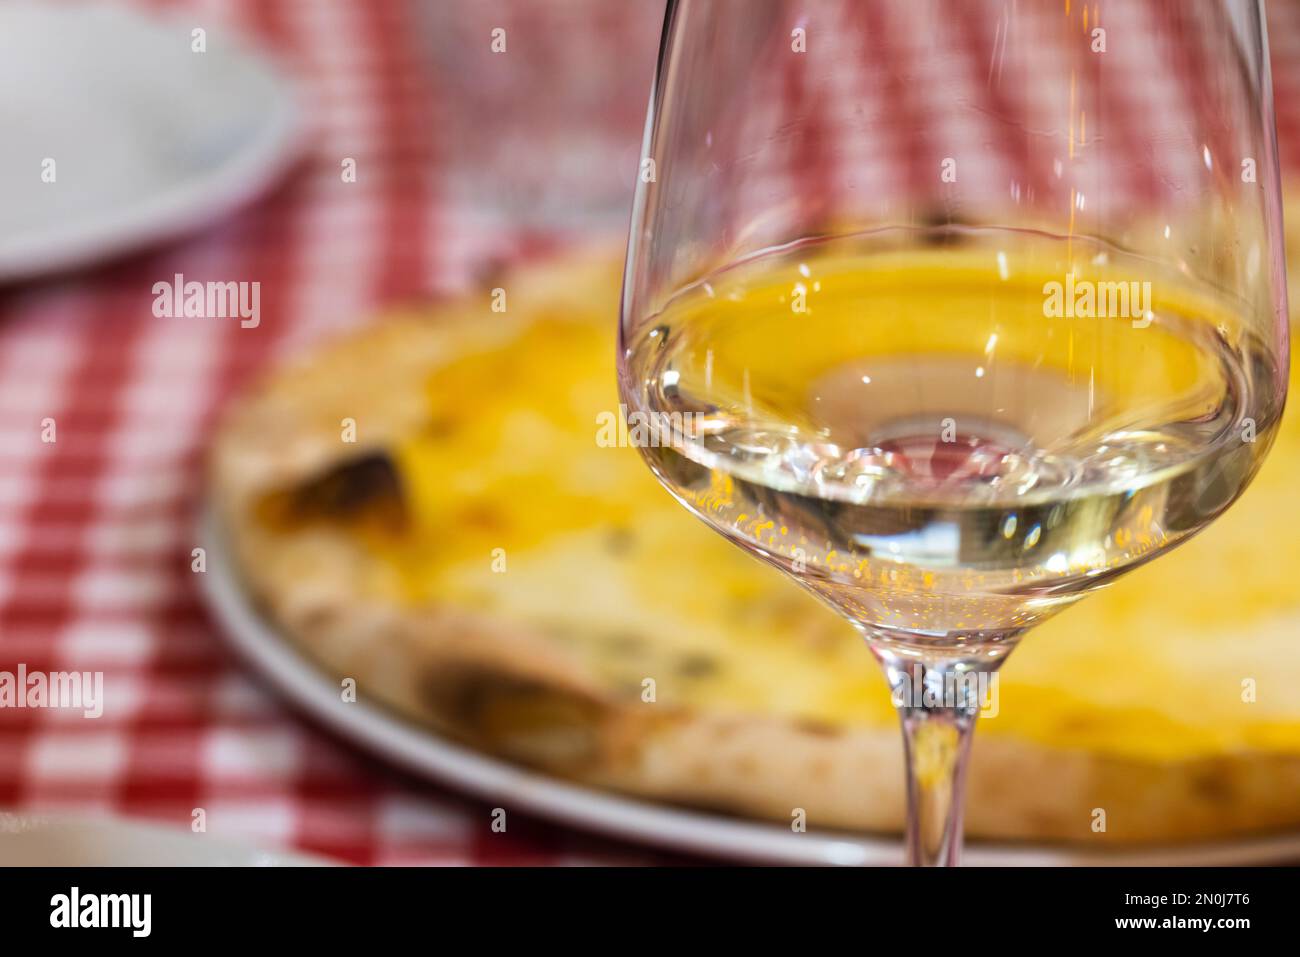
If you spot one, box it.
[1,0,1299,867]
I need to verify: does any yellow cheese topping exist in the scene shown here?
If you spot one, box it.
[347,261,1300,762]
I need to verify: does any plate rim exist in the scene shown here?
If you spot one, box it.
[197,504,1300,866]
[0,811,331,867]
[0,3,306,283]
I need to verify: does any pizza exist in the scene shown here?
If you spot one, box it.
[210,251,1300,845]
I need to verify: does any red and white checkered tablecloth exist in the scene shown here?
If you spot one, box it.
[1,0,1299,867]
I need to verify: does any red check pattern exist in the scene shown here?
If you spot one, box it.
[1,0,1298,866]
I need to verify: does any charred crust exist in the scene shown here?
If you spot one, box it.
[259,453,407,532]
[419,665,611,771]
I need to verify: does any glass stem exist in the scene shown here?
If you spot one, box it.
[877,652,1001,867]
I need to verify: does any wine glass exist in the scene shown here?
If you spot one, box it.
[618,0,1288,865]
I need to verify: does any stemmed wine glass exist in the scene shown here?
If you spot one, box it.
[618,0,1288,865]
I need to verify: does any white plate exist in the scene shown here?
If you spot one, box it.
[0,2,303,282]
[0,812,328,867]
[200,506,1300,866]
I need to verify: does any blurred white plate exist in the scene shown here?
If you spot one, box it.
[0,2,303,282]
[0,812,328,866]
[200,505,1300,866]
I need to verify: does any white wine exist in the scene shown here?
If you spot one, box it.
[621,228,1282,650]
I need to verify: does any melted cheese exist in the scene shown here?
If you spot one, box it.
[356,267,1300,761]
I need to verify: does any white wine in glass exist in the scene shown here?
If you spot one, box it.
[618,0,1288,865]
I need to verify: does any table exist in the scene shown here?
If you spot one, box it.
[2,0,1299,866]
